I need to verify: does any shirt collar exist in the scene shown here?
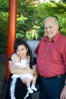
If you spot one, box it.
[43,32,60,43]
[53,32,60,43]
[43,36,48,41]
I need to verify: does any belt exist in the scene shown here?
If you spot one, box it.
[43,74,65,79]
[55,74,65,78]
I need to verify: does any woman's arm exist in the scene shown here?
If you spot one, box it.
[9,61,36,75]
[32,64,38,78]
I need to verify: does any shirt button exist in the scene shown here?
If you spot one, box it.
[44,54,45,56]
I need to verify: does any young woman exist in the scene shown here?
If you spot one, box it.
[5,38,38,99]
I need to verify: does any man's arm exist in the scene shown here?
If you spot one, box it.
[60,75,66,99]
[60,40,66,99]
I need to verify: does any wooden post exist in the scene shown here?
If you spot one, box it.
[6,0,17,82]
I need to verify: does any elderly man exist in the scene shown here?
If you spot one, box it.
[35,17,66,99]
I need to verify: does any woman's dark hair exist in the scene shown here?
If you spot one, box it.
[14,38,32,56]
[8,53,14,61]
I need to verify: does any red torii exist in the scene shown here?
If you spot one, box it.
[6,0,17,82]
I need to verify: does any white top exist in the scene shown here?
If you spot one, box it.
[12,58,33,80]
[14,59,30,69]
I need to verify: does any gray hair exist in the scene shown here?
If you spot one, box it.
[44,16,59,25]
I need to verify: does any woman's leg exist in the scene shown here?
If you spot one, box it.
[15,78,27,99]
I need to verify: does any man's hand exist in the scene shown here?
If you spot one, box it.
[60,86,66,99]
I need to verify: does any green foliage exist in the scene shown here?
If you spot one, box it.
[0,12,8,48]
[0,0,8,54]
[0,0,66,52]
[17,0,40,39]
[16,15,28,38]
[17,16,27,21]
[0,0,9,12]
[37,21,44,40]
[63,0,66,3]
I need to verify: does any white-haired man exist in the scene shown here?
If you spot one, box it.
[35,16,66,99]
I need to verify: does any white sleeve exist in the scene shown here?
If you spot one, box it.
[14,62,22,68]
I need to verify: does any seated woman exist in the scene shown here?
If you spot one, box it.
[5,38,38,99]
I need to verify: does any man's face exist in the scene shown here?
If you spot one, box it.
[44,18,59,39]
